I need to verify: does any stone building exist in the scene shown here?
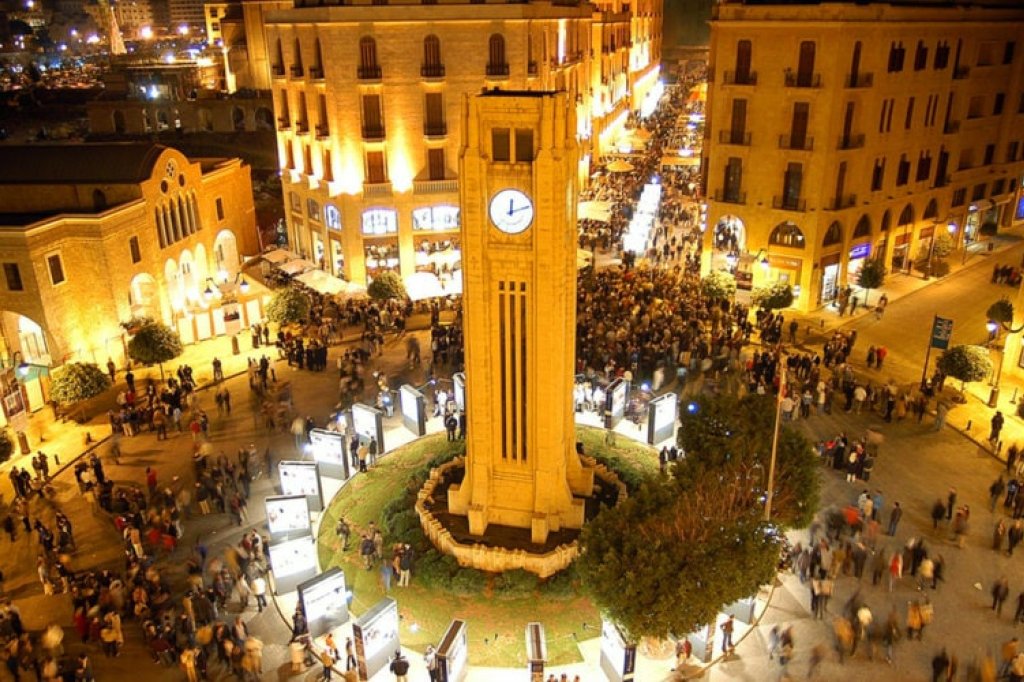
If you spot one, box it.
[0,143,260,406]
[703,0,1024,311]
[262,0,663,285]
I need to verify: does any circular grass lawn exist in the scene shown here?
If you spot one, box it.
[315,426,659,667]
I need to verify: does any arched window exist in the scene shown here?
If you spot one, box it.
[769,222,806,247]
[898,203,914,226]
[823,221,843,247]
[880,210,892,233]
[853,214,871,239]
[487,34,507,75]
[923,198,939,220]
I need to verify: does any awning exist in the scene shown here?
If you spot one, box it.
[969,199,994,212]
[661,155,701,168]
[295,269,350,296]
[578,201,612,222]
[262,248,297,264]
[278,258,317,276]
[404,272,445,301]
[606,159,634,173]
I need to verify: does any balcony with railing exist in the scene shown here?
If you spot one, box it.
[722,70,757,85]
[290,65,304,78]
[772,196,807,212]
[357,65,382,81]
[778,134,814,151]
[527,61,538,77]
[828,194,857,210]
[295,120,309,135]
[783,70,822,88]
[486,63,510,78]
[362,125,385,141]
[421,64,445,79]
[309,66,324,81]
[953,65,970,79]
[271,64,285,78]
[844,72,873,88]
[363,182,393,199]
[838,134,865,150]
[414,178,459,195]
[277,117,291,131]
[712,189,746,205]
[718,130,751,146]
[315,124,329,139]
[424,123,447,139]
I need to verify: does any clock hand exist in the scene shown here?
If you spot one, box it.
[510,204,530,214]
[508,198,514,216]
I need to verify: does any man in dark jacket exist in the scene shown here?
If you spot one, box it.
[389,651,409,681]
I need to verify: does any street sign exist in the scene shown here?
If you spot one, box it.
[930,316,954,350]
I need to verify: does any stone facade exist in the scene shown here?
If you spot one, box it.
[704,1,1024,311]
[0,143,260,374]
[262,0,663,285]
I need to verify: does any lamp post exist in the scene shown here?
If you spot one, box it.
[987,320,1005,408]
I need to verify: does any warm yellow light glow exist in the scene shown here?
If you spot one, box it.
[388,130,414,193]
[140,26,153,40]
[558,20,566,63]
[338,141,363,195]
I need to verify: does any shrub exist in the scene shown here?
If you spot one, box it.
[493,569,539,601]
[700,270,737,300]
[367,271,407,300]
[449,567,488,596]
[541,564,581,598]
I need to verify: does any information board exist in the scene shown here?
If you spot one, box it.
[352,598,400,681]
[399,384,427,436]
[436,619,468,682]
[279,460,324,512]
[298,568,349,638]
[599,619,636,682]
[309,428,349,480]
[268,536,318,593]
[350,403,385,454]
[647,392,678,445]
[264,494,311,539]
[605,378,629,429]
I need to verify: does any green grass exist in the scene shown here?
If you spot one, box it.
[316,429,657,666]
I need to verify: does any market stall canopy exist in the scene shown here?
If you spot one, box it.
[578,201,612,222]
[661,155,701,168]
[577,248,594,270]
[295,269,350,296]
[261,248,297,265]
[278,258,317,276]
[404,272,445,301]
[606,159,635,173]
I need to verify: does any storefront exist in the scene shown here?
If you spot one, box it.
[818,253,840,305]
[917,225,935,267]
[415,237,461,274]
[329,237,344,278]
[412,205,460,232]
[964,200,998,245]
[362,209,400,279]
[891,232,911,272]
[846,242,871,285]
[765,254,802,296]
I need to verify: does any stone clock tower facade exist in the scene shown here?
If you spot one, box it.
[448,90,594,545]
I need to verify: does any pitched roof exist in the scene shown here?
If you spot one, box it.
[0,143,168,185]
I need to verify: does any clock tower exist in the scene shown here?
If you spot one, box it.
[448,90,594,545]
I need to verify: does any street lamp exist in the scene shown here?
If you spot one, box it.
[987,320,1006,407]
[203,273,249,301]
[764,367,786,522]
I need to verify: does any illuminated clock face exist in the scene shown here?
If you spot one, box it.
[488,189,534,235]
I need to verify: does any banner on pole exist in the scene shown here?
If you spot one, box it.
[930,316,954,350]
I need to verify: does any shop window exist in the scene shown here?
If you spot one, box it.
[47,254,65,285]
[3,263,22,291]
[361,209,397,235]
[326,205,341,231]
[769,222,805,247]
[129,236,142,264]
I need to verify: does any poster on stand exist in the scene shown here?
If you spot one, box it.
[298,568,349,638]
[264,494,311,539]
[436,619,468,682]
[599,619,636,682]
[309,428,349,480]
[647,392,678,445]
[351,598,400,681]
[278,461,324,512]
[453,373,466,412]
[525,622,546,682]
[350,403,385,454]
[604,378,629,430]
[268,536,318,593]
[399,384,427,436]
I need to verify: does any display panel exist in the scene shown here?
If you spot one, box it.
[350,403,385,453]
[399,384,426,436]
[647,392,678,445]
[599,619,636,682]
[264,494,311,537]
[437,619,467,682]
[605,378,629,429]
[352,598,400,681]
[298,568,349,638]
[279,461,324,512]
[309,428,349,480]
[268,536,318,592]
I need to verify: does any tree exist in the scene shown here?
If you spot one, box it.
[127,320,183,380]
[913,232,955,278]
[577,395,819,640]
[701,270,737,300]
[265,286,311,326]
[367,271,407,301]
[937,344,993,398]
[49,362,112,420]
[856,258,886,308]
[750,282,794,311]
[987,298,1016,329]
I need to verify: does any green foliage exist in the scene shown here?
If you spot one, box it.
[126,321,183,368]
[856,258,886,306]
[585,449,652,493]
[700,270,737,300]
[750,282,794,311]
[541,564,581,598]
[937,344,993,386]
[0,430,13,464]
[119,315,154,331]
[367,271,407,301]
[265,286,311,326]
[48,362,112,406]
[449,566,489,596]
[980,221,998,237]
[493,569,539,601]
[932,231,955,259]
[988,298,1015,326]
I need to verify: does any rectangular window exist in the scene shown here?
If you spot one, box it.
[977,42,995,66]
[427,148,445,181]
[361,94,384,137]
[424,92,445,134]
[492,128,510,162]
[129,236,142,264]
[723,157,742,201]
[365,151,387,184]
[215,197,224,221]
[888,42,905,72]
[967,95,984,119]
[871,158,885,191]
[514,129,534,163]
[993,178,1007,196]
[984,144,995,166]
[905,97,915,129]
[1009,141,1021,163]
[896,155,910,186]
[1005,41,1017,65]
[790,102,809,148]
[972,183,987,201]
[952,187,966,207]
[916,153,932,182]
[934,41,950,69]
[3,263,22,292]
[914,41,928,70]
[46,254,65,285]
[782,162,802,207]
[994,93,1005,116]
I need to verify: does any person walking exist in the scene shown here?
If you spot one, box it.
[720,615,735,654]
[389,650,410,682]
[993,577,1011,616]
[888,502,903,536]
[992,411,1006,444]
[932,648,950,682]
[1002,638,1020,678]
